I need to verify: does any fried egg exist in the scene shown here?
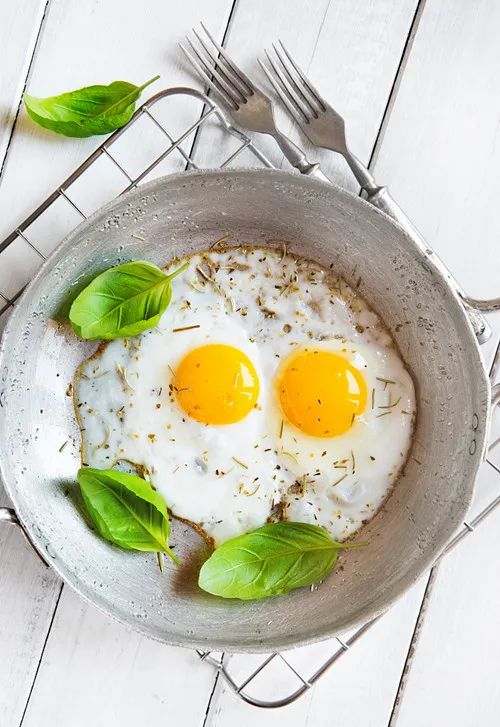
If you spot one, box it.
[75,247,415,544]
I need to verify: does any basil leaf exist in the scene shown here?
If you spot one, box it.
[199,522,363,600]
[78,467,177,562]
[24,75,159,137]
[69,260,187,340]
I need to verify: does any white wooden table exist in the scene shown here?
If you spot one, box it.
[1,1,500,725]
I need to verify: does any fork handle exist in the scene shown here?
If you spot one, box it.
[363,184,422,239]
[272,131,330,180]
[344,151,377,190]
[344,151,426,240]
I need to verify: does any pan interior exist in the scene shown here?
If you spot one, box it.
[0,170,487,652]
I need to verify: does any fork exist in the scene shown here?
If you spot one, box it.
[260,42,422,231]
[180,24,329,181]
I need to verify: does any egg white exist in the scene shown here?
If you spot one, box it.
[75,247,415,544]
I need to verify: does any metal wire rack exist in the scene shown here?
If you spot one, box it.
[1,87,499,709]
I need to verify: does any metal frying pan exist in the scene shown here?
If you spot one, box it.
[0,169,497,652]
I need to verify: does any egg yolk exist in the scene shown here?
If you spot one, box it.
[174,344,259,425]
[278,350,367,437]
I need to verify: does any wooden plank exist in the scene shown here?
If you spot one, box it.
[0,0,47,168]
[20,588,218,727]
[393,499,500,727]
[190,1,445,723]
[0,523,61,727]
[0,435,63,727]
[369,1,500,722]
[372,0,500,369]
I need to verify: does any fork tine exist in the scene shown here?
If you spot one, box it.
[199,21,255,95]
[192,28,247,100]
[258,59,305,125]
[272,43,320,117]
[262,51,312,123]
[278,41,327,112]
[184,37,241,108]
[179,42,238,110]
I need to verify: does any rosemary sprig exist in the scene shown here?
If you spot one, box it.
[281,449,299,464]
[376,376,396,391]
[209,235,230,249]
[332,473,348,488]
[232,456,248,469]
[239,483,261,496]
[172,324,201,333]
[157,551,164,573]
[93,369,110,379]
[378,396,402,410]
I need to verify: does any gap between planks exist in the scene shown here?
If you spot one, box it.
[18,582,64,727]
[0,0,51,183]
[367,0,427,173]
[184,0,241,169]
[202,664,224,727]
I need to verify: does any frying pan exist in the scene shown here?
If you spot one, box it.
[0,168,498,652]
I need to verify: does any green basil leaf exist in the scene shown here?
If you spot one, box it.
[78,467,177,562]
[199,522,364,600]
[24,75,159,137]
[69,260,187,340]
